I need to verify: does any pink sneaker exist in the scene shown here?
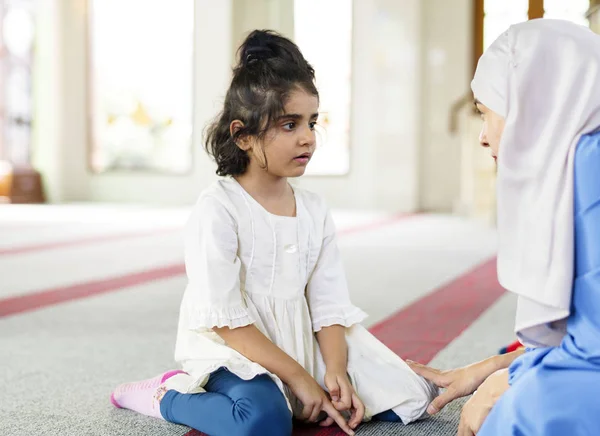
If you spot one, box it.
[110,370,185,419]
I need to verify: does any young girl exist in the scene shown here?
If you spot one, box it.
[111,30,437,436]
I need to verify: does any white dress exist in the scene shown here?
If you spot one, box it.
[170,179,437,423]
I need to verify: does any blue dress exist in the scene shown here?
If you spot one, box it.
[479,131,600,436]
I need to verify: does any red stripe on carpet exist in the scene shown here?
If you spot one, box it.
[0,215,411,318]
[369,257,503,363]
[0,264,185,317]
[183,257,504,436]
[0,227,179,256]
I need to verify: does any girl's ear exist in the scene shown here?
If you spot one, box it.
[230,120,251,151]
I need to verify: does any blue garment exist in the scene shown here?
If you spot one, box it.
[479,131,600,436]
[373,409,403,422]
[160,368,292,436]
[160,368,401,435]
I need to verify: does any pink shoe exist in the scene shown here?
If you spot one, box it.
[111,370,185,419]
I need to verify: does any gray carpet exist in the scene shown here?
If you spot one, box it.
[355,399,467,435]
[0,279,187,436]
[0,215,505,436]
[0,291,514,436]
[0,410,189,436]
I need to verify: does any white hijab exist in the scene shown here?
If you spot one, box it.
[471,19,600,347]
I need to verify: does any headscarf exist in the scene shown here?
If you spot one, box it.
[471,19,600,347]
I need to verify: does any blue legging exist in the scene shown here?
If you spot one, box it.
[159,368,401,436]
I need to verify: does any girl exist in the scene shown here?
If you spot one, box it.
[410,19,600,435]
[110,30,437,436]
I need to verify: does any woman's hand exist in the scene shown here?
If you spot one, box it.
[288,372,356,436]
[322,370,365,430]
[407,359,499,415]
[407,350,523,415]
[457,369,510,436]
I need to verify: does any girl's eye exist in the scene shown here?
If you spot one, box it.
[309,122,317,130]
[283,122,296,131]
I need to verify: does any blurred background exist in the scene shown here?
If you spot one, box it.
[0,0,594,217]
[1,1,599,435]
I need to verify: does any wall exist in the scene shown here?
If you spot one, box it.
[32,0,64,202]
[297,0,424,212]
[418,0,473,212]
[32,0,472,213]
[232,0,295,51]
[34,0,233,205]
[590,0,600,33]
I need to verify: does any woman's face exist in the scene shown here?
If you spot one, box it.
[475,100,505,161]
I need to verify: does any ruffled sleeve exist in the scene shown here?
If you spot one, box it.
[183,194,254,330]
[306,208,368,332]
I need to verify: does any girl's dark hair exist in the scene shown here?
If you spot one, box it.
[205,29,318,176]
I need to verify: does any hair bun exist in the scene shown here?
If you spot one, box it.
[244,46,275,65]
[240,30,283,67]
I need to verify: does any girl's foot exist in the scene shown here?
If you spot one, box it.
[110,370,186,419]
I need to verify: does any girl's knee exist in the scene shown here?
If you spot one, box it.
[228,375,292,435]
[234,400,292,436]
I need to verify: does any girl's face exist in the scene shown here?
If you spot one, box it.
[475,100,505,161]
[238,88,319,179]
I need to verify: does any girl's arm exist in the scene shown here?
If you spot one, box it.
[214,324,307,384]
[315,325,364,427]
[304,205,366,426]
[315,325,347,373]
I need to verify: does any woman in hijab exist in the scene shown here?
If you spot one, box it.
[409,19,600,435]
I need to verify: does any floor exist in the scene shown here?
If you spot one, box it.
[0,204,515,436]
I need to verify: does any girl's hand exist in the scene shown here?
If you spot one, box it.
[321,370,365,430]
[289,372,356,436]
[458,369,509,436]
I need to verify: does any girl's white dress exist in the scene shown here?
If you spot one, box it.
[170,179,437,423]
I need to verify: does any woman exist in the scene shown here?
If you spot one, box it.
[410,19,600,436]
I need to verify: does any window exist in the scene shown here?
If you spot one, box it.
[0,0,35,166]
[484,0,529,50]
[294,0,352,176]
[475,0,591,71]
[543,0,590,26]
[88,0,194,173]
